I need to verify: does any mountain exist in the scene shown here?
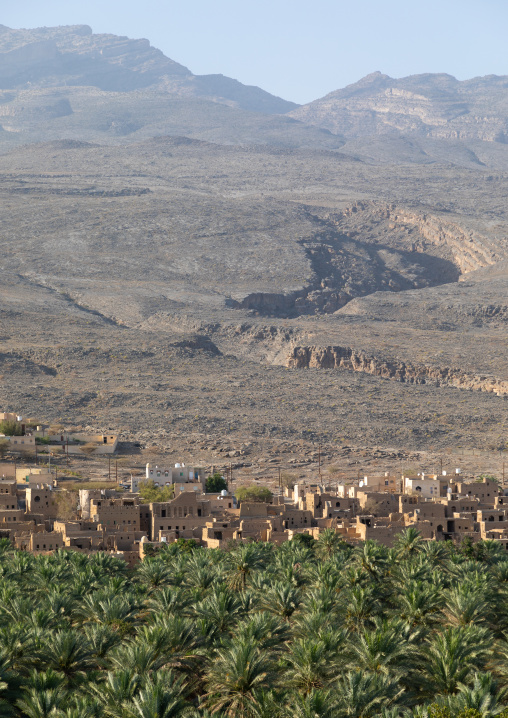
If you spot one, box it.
[2,25,508,471]
[289,71,508,143]
[0,25,350,152]
[0,24,297,112]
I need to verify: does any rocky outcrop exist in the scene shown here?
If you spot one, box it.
[328,201,500,273]
[287,345,508,396]
[289,71,508,143]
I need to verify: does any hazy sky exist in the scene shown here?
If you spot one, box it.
[3,0,507,104]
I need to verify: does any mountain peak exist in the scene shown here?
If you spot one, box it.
[0,24,297,112]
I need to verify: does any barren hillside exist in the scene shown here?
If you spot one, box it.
[1,27,508,473]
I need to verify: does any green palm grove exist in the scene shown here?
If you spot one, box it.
[3,529,508,717]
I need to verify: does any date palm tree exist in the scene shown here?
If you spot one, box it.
[0,624,39,674]
[353,541,389,582]
[77,591,140,634]
[49,696,103,718]
[120,670,188,718]
[300,584,340,617]
[441,672,508,717]
[109,642,166,675]
[440,583,491,627]
[137,616,203,673]
[225,544,267,591]
[334,670,405,717]
[259,582,300,621]
[235,612,290,653]
[146,587,191,616]
[17,687,67,718]
[315,529,345,561]
[204,638,275,716]
[193,587,244,638]
[136,560,173,593]
[394,528,424,559]
[83,623,123,664]
[417,625,492,696]
[37,630,98,686]
[89,669,142,715]
[344,585,380,632]
[349,619,414,679]
[284,636,344,694]
[392,580,443,631]
[282,688,340,718]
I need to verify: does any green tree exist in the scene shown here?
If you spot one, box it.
[235,486,273,504]
[284,637,342,694]
[334,670,404,717]
[225,543,268,591]
[0,439,8,459]
[0,420,23,436]
[205,639,275,716]
[138,481,175,503]
[123,671,188,718]
[419,625,492,695]
[206,472,228,493]
[260,582,301,621]
[315,528,345,560]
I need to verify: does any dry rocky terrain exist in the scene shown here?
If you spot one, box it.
[1,26,508,479]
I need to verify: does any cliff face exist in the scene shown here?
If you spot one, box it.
[289,72,508,143]
[286,346,508,396]
[327,202,500,274]
[0,25,190,91]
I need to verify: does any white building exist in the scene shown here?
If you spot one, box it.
[130,464,206,493]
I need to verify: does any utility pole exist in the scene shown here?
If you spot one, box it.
[318,443,322,480]
[230,462,233,486]
[440,457,443,475]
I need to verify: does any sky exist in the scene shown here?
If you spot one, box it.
[3,0,507,104]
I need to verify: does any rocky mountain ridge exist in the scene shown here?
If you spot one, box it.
[290,71,508,143]
[0,24,297,113]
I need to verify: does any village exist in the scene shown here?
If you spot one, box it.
[1,409,507,563]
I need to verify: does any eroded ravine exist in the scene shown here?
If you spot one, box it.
[228,201,502,318]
